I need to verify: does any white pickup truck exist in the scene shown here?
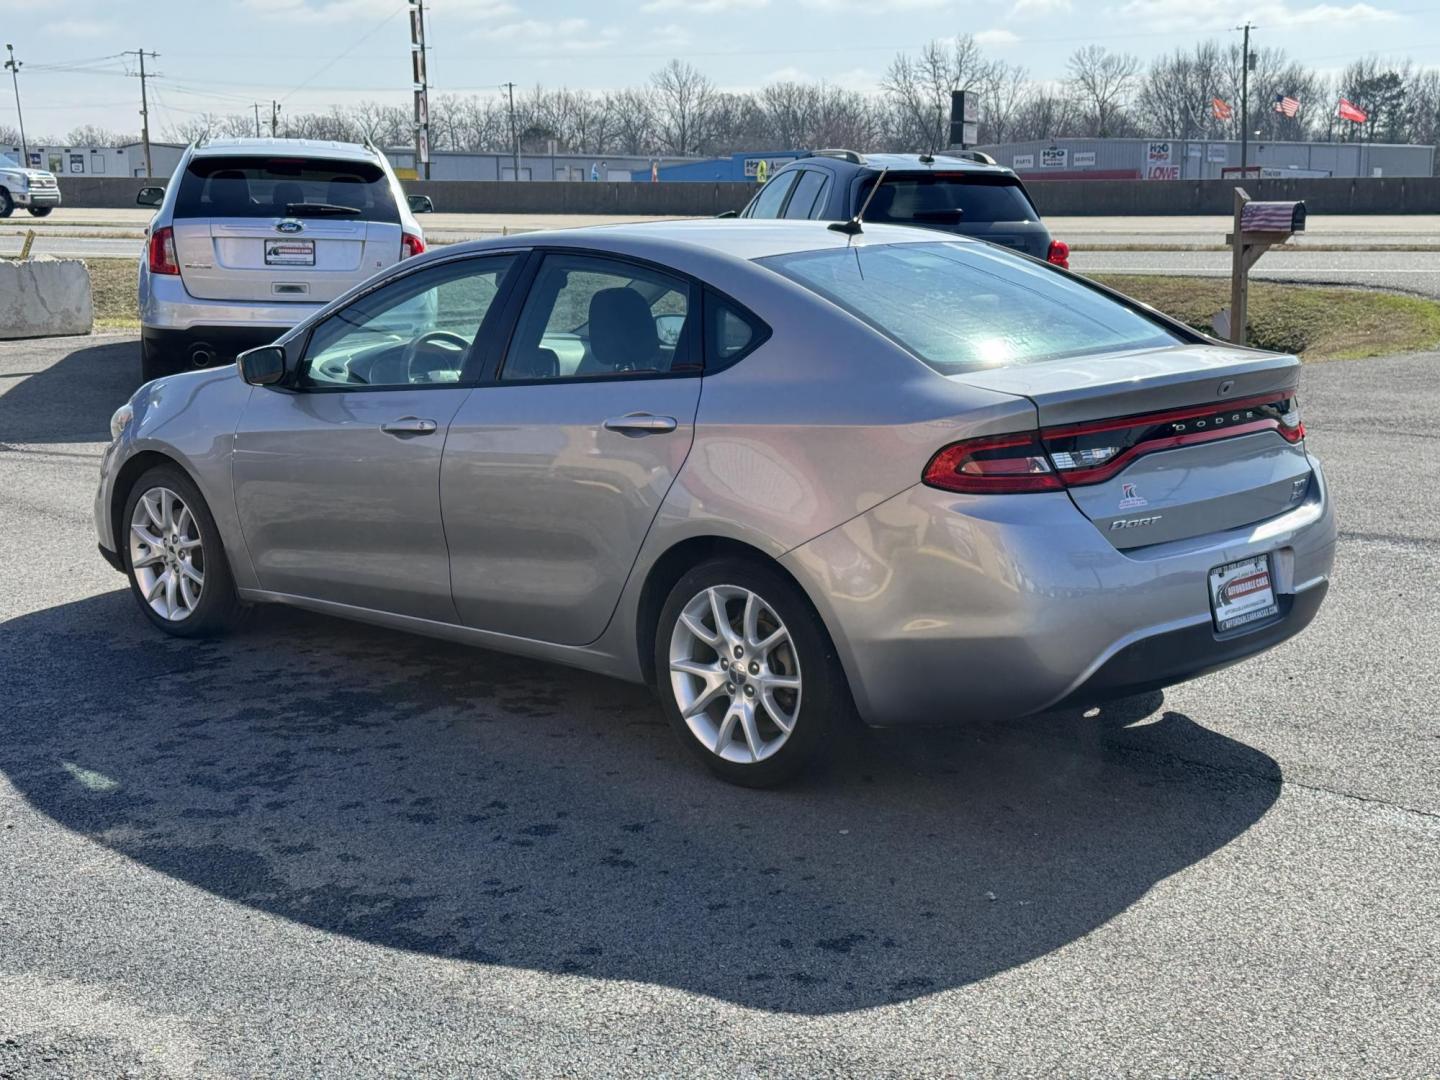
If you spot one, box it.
[0,153,61,217]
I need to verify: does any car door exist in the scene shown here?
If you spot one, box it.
[441,250,703,645]
[232,252,518,622]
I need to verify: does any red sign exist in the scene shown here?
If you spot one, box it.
[1147,165,1180,180]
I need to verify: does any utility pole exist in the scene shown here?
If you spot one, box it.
[123,49,159,177]
[502,81,519,181]
[252,103,263,138]
[4,44,28,164]
[1238,23,1253,176]
[409,0,431,180]
[270,100,281,137]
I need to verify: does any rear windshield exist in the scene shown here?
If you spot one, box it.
[174,155,400,222]
[762,241,1184,373]
[860,174,1038,225]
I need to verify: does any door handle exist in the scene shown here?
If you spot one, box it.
[380,416,438,436]
[602,413,678,436]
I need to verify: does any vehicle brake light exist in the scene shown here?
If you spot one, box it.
[401,232,426,259]
[147,226,179,275]
[922,433,1063,494]
[1047,240,1070,269]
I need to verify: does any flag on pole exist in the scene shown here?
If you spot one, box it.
[1212,97,1233,120]
[1273,94,1300,117]
[1336,97,1368,123]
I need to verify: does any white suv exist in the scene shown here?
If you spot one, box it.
[136,137,429,383]
[0,153,61,217]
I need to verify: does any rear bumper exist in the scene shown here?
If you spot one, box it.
[142,324,289,366]
[140,270,324,333]
[782,456,1336,727]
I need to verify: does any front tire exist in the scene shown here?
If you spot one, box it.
[654,557,848,787]
[26,206,52,217]
[122,465,244,637]
[0,189,12,218]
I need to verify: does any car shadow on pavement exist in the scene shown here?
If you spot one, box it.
[0,338,138,443]
[1,591,1282,1015]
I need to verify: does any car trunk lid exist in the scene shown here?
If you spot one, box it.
[955,344,1313,549]
[172,217,400,303]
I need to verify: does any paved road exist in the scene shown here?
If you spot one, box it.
[2,336,1438,1077]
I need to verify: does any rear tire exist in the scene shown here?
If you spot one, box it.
[122,464,244,638]
[654,557,849,787]
[0,189,12,218]
[26,206,52,217]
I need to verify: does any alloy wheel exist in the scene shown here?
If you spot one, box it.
[129,486,206,621]
[668,584,802,764]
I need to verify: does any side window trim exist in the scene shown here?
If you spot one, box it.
[701,287,772,375]
[294,252,522,394]
[809,173,833,219]
[490,249,703,386]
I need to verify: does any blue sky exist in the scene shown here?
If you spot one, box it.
[5,0,1436,138]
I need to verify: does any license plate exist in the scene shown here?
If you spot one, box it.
[1208,555,1279,632]
[265,239,314,266]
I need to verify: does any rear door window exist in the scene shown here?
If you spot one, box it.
[174,155,401,223]
[783,170,829,219]
[745,170,800,219]
[860,175,1038,226]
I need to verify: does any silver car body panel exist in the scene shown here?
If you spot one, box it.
[99,219,1337,725]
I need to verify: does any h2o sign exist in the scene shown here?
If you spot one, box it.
[1147,141,1172,163]
[1040,147,1068,168]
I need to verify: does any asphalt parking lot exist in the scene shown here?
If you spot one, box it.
[2,335,1438,1076]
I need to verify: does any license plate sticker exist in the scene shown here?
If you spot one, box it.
[1209,555,1279,632]
[265,239,315,266]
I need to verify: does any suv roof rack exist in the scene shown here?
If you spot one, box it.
[808,148,866,165]
[950,149,997,166]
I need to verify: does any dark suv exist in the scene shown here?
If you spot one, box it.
[739,150,1067,267]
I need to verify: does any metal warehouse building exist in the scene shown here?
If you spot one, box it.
[975,137,1436,182]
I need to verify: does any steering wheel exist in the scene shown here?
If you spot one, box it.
[402,330,471,383]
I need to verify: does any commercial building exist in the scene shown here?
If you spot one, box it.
[5,142,186,178]
[976,137,1436,182]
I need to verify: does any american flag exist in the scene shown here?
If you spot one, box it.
[1273,94,1300,117]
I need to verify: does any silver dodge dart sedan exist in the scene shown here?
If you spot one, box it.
[96,220,1335,786]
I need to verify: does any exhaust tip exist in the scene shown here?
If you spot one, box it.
[189,343,217,368]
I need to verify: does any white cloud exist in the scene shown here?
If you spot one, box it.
[1009,0,1072,14]
[47,18,119,37]
[244,0,514,21]
[482,18,623,53]
[642,0,768,11]
[1117,0,1399,26]
[799,0,947,10]
[974,28,1021,45]
[761,65,814,84]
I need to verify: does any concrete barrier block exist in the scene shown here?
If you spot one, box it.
[0,256,95,340]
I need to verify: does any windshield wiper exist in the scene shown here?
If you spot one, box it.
[283,202,362,216]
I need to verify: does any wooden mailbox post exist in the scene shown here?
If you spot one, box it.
[1224,188,1306,346]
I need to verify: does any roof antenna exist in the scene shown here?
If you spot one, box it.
[828,166,888,236]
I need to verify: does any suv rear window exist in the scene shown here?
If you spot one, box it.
[860,174,1038,226]
[762,241,1182,374]
[174,155,400,222]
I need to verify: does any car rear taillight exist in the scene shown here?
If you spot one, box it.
[1047,240,1070,269]
[147,226,179,275]
[401,232,426,259]
[923,433,1063,494]
[925,392,1303,494]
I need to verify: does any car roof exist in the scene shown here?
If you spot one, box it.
[790,151,1016,179]
[190,137,382,164]
[446,218,971,264]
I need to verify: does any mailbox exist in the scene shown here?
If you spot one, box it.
[1240,200,1306,234]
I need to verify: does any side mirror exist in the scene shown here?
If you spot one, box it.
[238,344,288,387]
[654,313,686,347]
[136,186,165,208]
[715,209,738,219]
[407,194,434,214]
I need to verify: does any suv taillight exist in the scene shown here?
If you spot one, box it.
[401,232,426,259]
[922,434,1063,494]
[148,226,179,275]
[1047,240,1070,269]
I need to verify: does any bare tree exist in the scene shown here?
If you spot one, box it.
[651,60,715,155]
[883,36,998,152]
[1066,45,1140,137]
